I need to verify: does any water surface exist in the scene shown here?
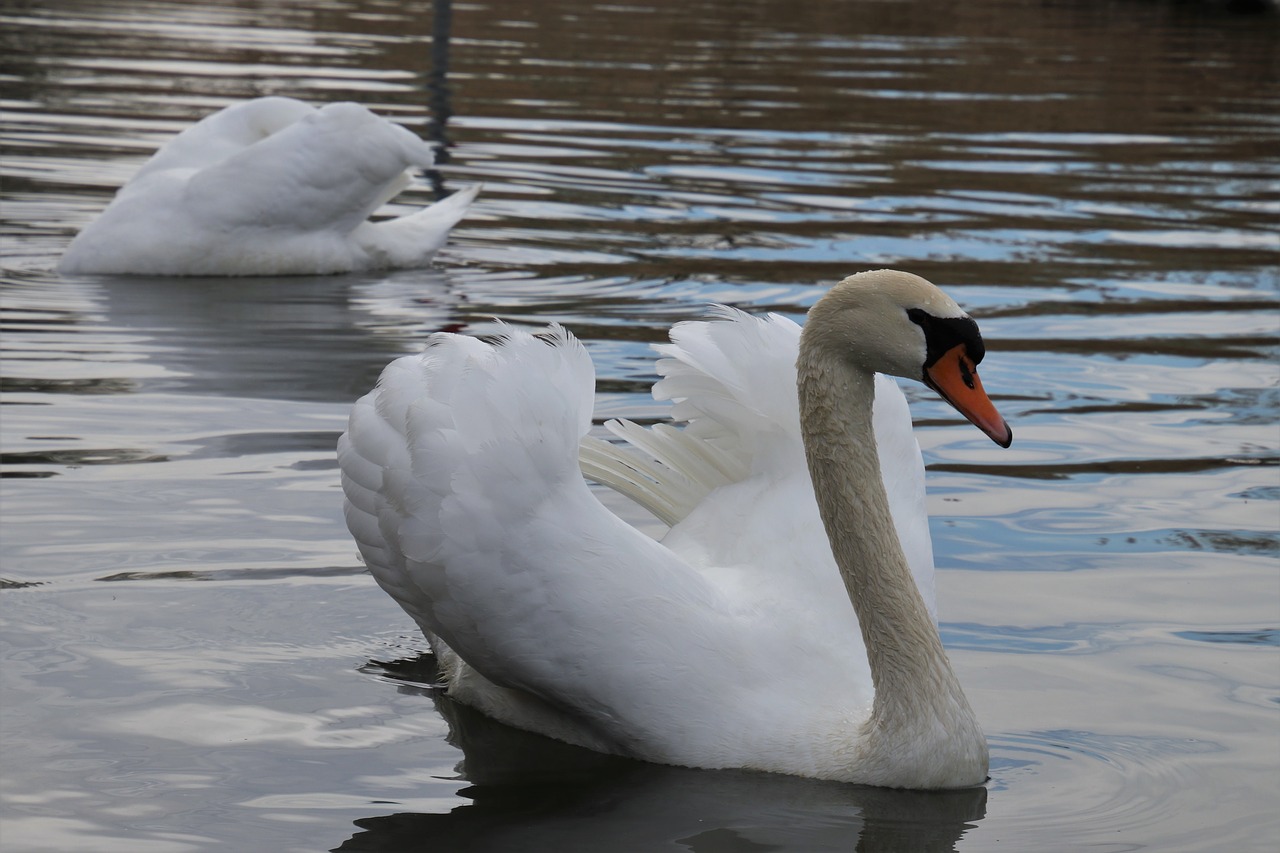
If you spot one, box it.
[2,0,1278,850]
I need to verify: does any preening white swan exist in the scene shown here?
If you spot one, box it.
[59,97,477,276]
[339,269,1012,789]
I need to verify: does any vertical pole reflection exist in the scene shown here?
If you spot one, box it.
[425,0,454,199]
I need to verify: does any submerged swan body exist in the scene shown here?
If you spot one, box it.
[339,270,1012,789]
[59,97,477,276]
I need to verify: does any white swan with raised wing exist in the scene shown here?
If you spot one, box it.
[338,269,1012,789]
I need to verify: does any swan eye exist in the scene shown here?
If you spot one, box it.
[906,308,986,370]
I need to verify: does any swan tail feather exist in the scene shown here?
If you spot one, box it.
[357,183,479,267]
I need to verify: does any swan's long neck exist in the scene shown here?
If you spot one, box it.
[797,350,987,788]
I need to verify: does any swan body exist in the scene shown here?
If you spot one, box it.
[59,97,477,276]
[339,270,1012,789]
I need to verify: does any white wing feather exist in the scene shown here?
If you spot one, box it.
[582,308,936,616]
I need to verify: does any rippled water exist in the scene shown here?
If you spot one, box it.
[2,0,1278,850]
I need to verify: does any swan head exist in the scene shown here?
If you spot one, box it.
[804,269,1013,447]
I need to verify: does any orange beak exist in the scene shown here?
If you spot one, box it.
[923,344,1012,448]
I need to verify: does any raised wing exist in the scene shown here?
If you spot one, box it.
[339,326,766,756]
[579,308,937,617]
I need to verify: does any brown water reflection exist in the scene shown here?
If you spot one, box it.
[1,0,1277,851]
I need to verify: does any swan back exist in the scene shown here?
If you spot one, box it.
[128,96,317,183]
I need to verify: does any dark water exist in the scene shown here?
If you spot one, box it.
[2,0,1278,850]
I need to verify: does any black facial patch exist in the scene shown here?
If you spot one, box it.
[906,308,986,368]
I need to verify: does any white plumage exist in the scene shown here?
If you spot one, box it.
[339,270,1009,788]
[59,97,477,276]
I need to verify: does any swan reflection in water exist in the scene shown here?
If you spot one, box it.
[336,652,987,853]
